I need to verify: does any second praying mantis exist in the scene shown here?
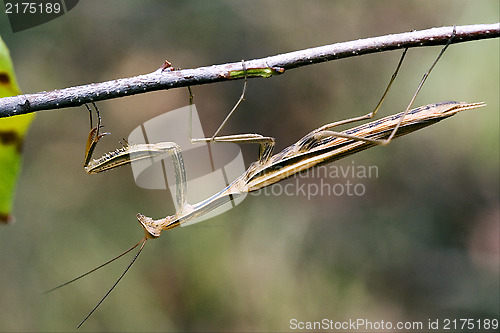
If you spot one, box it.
[52,29,486,328]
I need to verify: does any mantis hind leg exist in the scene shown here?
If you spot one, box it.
[303,26,456,147]
[314,47,408,133]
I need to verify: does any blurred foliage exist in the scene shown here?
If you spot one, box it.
[0,36,34,223]
[0,1,498,332]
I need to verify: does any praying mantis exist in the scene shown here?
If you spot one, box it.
[53,29,486,328]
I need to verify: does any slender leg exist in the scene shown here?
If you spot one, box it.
[189,60,249,142]
[187,60,248,143]
[211,60,248,140]
[381,26,456,144]
[194,133,276,164]
[188,61,276,164]
[308,27,456,146]
[190,45,405,161]
[314,47,408,133]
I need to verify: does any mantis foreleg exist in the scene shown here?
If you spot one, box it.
[82,104,190,212]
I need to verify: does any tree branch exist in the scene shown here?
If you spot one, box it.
[1,23,498,118]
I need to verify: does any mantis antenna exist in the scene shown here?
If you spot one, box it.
[42,237,148,328]
[76,239,148,329]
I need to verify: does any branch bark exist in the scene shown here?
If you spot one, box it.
[1,23,498,118]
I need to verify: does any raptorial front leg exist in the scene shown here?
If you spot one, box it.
[84,103,110,169]
[158,142,189,211]
[82,104,190,214]
[134,142,192,238]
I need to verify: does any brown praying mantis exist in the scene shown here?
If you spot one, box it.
[50,29,486,328]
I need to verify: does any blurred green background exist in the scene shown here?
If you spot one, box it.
[0,1,498,332]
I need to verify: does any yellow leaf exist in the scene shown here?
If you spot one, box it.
[0,35,34,223]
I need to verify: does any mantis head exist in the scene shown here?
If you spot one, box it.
[136,213,178,239]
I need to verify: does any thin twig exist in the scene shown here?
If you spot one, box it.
[0,23,498,118]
